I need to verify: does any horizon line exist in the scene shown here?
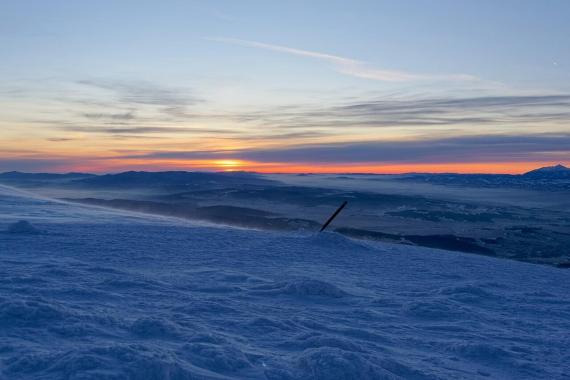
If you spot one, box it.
[1,163,567,177]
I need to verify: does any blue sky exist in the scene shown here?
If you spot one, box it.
[1,0,569,173]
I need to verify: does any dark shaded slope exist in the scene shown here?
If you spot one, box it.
[64,198,319,231]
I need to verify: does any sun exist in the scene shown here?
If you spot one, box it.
[214,159,243,171]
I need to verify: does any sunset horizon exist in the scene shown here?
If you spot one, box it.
[3,160,567,176]
[1,2,569,379]
[2,1,569,175]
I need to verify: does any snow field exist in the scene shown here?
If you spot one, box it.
[0,186,569,379]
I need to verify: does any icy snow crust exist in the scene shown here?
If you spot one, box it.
[0,185,569,379]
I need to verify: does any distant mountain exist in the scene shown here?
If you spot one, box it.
[0,171,95,180]
[0,170,277,191]
[0,171,95,186]
[523,164,570,179]
[70,171,276,189]
[395,164,570,191]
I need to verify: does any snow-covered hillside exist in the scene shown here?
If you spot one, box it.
[0,185,568,379]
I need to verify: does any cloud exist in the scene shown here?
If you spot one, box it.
[32,87,570,146]
[216,94,570,130]
[77,79,203,107]
[115,149,235,160]
[4,133,568,173]
[59,126,230,135]
[322,94,570,127]
[117,133,570,164]
[47,137,75,142]
[410,95,570,109]
[209,37,477,83]
[237,133,570,164]
[82,112,136,121]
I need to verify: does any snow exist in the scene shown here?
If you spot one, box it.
[0,184,569,379]
[6,220,40,235]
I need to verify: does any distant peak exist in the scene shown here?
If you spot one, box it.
[534,164,568,171]
[523,163,570,177]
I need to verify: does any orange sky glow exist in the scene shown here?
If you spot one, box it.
[48,158,566,175]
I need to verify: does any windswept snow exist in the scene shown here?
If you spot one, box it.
[0,185,569,379]
[0,184,196,226]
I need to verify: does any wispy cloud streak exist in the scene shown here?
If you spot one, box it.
[209,37,477,82]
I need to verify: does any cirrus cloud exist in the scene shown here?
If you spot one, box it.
[208,37,477,83]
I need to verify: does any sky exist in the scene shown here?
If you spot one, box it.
[1,0,569,174]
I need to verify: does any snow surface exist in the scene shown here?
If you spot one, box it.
[0,184,569,379]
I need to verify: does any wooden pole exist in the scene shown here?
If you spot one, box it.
[319,201,348,232]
